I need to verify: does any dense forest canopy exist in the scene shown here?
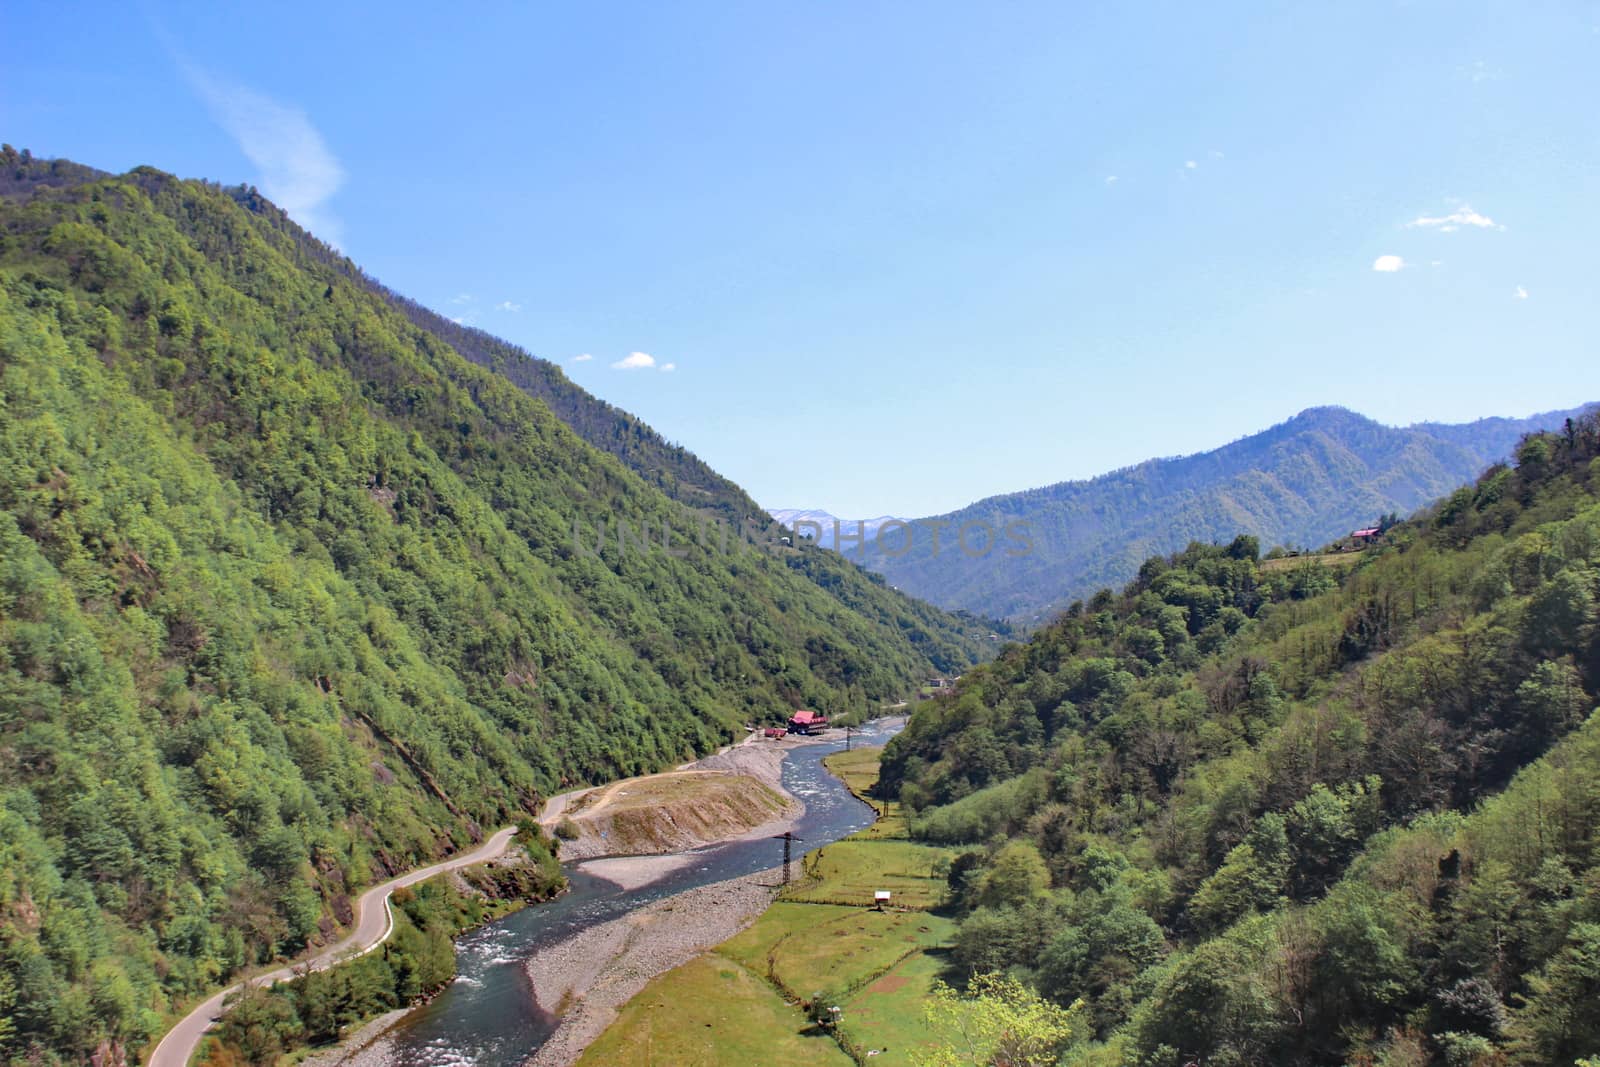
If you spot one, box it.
[882,418,1600,1065]
[0,153,987,1063]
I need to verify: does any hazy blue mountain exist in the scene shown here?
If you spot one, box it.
[768,508,905,549]
[848,404,1598,620]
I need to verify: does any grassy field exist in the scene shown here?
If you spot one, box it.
[839,947,957,1065]
[822,746,905,838]
[783,840,954,909]
[719,903,955,1001]
[575,748,962,1067]
[1258,550,1368,572]
[575,954,853,1067]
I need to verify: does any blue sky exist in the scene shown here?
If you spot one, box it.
[6,2,1598,516]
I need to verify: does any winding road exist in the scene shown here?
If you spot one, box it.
[147,826,519,1067]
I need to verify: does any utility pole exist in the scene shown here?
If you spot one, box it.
[782,831,792,883]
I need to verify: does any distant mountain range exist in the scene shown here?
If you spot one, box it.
[832,404,1598,620]
[767,509,905,549]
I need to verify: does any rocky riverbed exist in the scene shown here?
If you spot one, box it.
[522,866,785,1067]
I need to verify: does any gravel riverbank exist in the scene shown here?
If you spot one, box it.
[523,866,786,1067]
[295,726,865,1065]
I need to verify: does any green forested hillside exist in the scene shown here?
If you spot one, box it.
[198,174,760,526]
[881,420,1600,1065]
[857,403,1595,621]
[0,159,983,1063]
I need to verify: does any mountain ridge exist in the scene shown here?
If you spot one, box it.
[876,415,1600,1065]
[845,402,1597,619]
[0,153,988,1060]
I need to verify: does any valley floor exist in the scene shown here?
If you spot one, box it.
[286,730,853,1066]
[567,747,963,1067]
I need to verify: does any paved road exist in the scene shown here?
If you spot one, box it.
[147,826,519,1067]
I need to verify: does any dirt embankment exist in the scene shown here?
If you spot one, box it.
[538,738,798,862]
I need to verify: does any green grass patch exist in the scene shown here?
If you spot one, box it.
[718,903,956,1001]
[574,954,852,1067]
[823,747,912,839]
[783,840,954,909]
[839,948,956,1066]
[823,747,885,800]
[1258,550,1367,572]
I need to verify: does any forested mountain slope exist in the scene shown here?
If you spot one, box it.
[246,203,757,523]
[0,159,982,1062]
[879,418,1600,1065]
[857,403,1595,620]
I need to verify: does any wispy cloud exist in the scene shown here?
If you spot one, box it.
[183,66,346,247]
[1104,175,1119,185]
[451,293,475,305]
[495,300,522,312]
[1184,160,1198,169]
[1407,204,1504,232]
[660,362,677,373]
[612,351,657,371]
[1514,285,1529,300]
[572,353,593,363]
[1372,254,1407,273]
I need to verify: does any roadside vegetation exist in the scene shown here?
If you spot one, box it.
[194,826,564,1066]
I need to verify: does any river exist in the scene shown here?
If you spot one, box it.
[376,719,902,1066]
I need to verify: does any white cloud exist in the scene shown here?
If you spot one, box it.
[1184,160,1198,169]
[1514,285,1529,300]
[1372,254,1407,273]
[660,362,677,373]
[1407,204,1503,231]
[495,300,522,312]
[184,67,346,247]
[1208,149,1225,160]
[1104,175,1119,185]
[611,351,656,371]
[451,293,474,305]
[571,353,593,363]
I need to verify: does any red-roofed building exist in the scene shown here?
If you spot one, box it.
[788,709,829,735]
[1351,527,1381,542]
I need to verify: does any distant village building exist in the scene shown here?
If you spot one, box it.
[763,726,788,740]
[1350,527,1381,545]
[787,709,829,735]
